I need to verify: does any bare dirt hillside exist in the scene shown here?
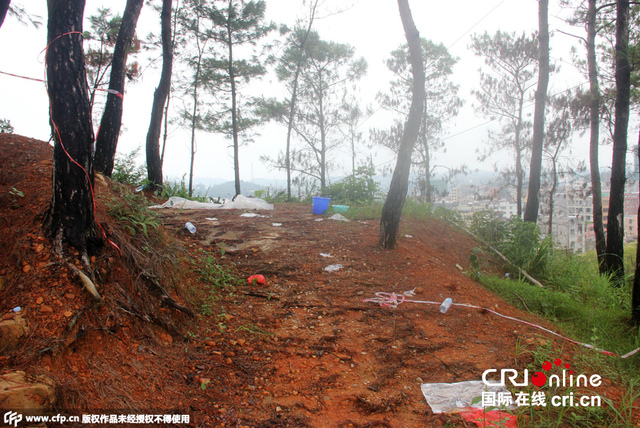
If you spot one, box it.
[0,134,630,427]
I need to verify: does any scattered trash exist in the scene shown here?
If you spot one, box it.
[247,274,266,285]
[134,184,145,193]
[185,222,197,234]
[324,264,344,272]
[405,234,413,238]
[328,213,349,222]
[420,381,514,414]
[439,297,453,314]
[332,204,349,213]
[12,307,21,313]
[456,264,464,271]
[205,217,218,221]
[315,218,324,222]
[240,213,260,218]
[320,253,332,258]
[505,273,511,279]
[271,223,282,227]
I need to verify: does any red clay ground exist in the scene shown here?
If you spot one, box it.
[0,134,631,427]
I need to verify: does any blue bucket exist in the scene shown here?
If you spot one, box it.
[312,197,331,214]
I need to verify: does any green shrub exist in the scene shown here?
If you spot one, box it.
[158,175,207,202]
[0,119,14,134]
[111,147,147,185]
[106,184,160,236]
[468,209,505,246]
[468,211,550,277]
[325,166,380,204]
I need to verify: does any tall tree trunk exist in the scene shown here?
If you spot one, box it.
[160,1,180,170]
[43,0,97,254]
[160,91,170,167]
[632,128,640,322]
[587,0,607,273]
[516,146,523,218]
[285,1,318,201]
[524,0,550,223]
[379,0,425,249]
[515,98,525,217]
[94,0,144,176]
[227,2,241,197]
[0,0,10,28]
[319,91,327,190]
[605,0,631,284]
[146,0,173,188]
[230,64,241,197]
[188,85,198,197]
[422,107,432,203]
[547,142,563,236]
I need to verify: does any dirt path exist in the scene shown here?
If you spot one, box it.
[156,204,563,427]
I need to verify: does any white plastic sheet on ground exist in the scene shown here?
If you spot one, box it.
[149,195,273,210]
[420,381,514,414]
[324,264,344,272]
[328,213,349,221]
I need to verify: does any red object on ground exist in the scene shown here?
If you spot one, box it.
[460,409,517,428]
[247,274,266,285]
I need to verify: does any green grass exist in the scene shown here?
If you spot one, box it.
[106,184,160,237]
[191,249,243,317]
[471,248,640,426]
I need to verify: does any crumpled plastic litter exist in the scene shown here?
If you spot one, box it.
[240,212,268,218]
[247,274,266,285]
[324,264,343,272]
[420,381,515,414]
[328,213,349,221]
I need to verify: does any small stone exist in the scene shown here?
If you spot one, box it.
[64,293,75,300]
[63,311,73,318]
[22,265,31,273]
[39,305,53,313]
[34,244,44,253]
[36,297,44,305]
[275,406,282,412]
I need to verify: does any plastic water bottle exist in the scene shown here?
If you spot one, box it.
[185,222,196,234]
[439,297,453,314]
